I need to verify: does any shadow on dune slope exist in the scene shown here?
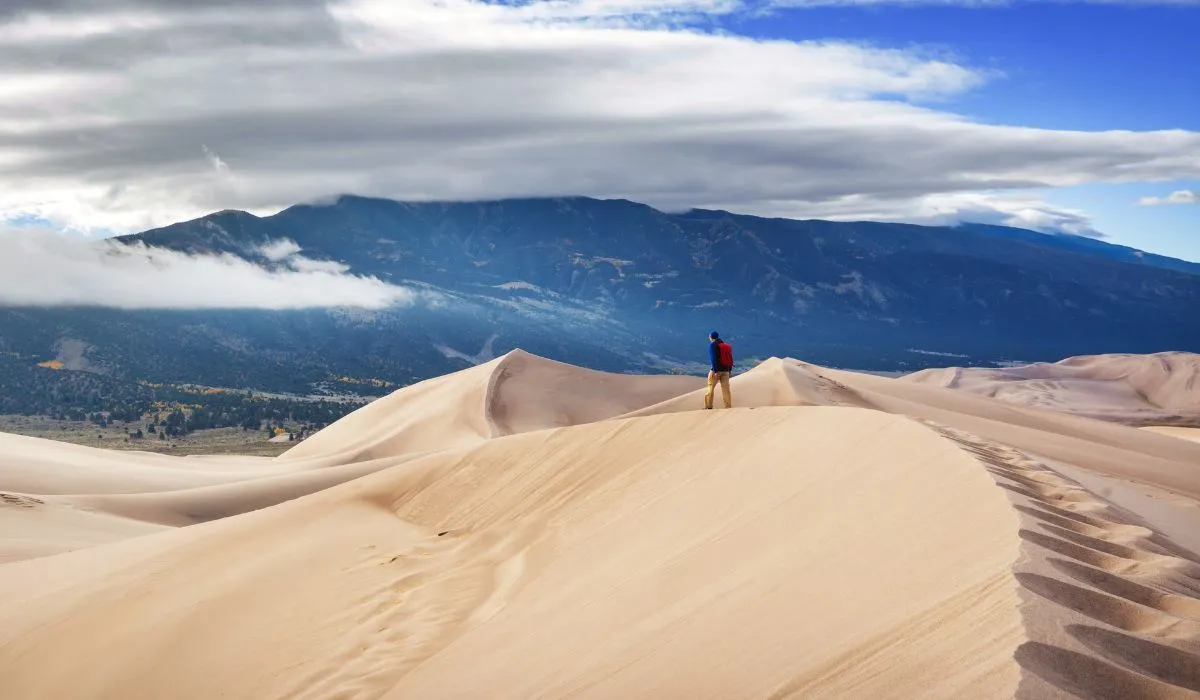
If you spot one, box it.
[2,349,1200,700]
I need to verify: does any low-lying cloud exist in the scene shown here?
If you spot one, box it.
[703,190,1105,237]
[0,229,414,309]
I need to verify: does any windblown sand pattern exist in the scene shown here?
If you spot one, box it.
[1,351,1198,699]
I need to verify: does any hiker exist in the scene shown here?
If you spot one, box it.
[705,331,733,409]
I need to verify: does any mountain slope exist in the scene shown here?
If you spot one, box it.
[4,195,1198,399]
[956,222,1200,277]
[124,195,1200,357]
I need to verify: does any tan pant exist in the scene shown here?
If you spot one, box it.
[705,370,732,409]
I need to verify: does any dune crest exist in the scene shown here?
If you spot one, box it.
[2,349,1199,698]
[281,350,700,462]
[1141,426,1200,443]
[904,351,1200,425]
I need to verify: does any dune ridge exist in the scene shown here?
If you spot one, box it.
[1142,426,1200,444]
[1,349,1199,699]
[904,351,1200,426]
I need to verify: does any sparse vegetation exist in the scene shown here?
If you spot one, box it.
[0,354,367,441]
[0,417,300,457]
[329,375,397,389]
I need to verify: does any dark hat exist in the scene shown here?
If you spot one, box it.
[710,331,720,339]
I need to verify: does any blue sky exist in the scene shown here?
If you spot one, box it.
[737,4,1198,131]
[0,0,1197,262]
[726,2,1200,260]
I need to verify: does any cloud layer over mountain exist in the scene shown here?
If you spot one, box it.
[1,0,1198,236]
[0,228,414,309]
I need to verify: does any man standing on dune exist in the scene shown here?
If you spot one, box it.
[705,331,733,409]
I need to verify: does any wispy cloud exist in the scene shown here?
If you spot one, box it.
[0,228,414,309]
[0,0,1196,236]
[702,191,1105,237]
[1138,189,1199,206]
[202,145,231,174]
[258,238,303,261]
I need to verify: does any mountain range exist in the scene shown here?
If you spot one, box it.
[3,195,1199,397]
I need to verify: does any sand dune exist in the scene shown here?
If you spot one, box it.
[0,431,297,495]
[625,357,1200,500]
[280,350,698,463]
[904,351,1200,425]
[0,492,167,563]
[2,349,1199,699]
[1142,426,1200,444]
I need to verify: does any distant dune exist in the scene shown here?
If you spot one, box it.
[1141,426,1200,443]
[903,351,1200,426]
[1,350,1198,699]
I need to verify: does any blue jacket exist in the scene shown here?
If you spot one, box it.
[710,340,731,372]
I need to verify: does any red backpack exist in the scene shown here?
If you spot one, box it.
[717,341,734,370]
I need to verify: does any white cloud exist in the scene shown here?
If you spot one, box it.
[287,256,353,274]
[0,0,1197,236]
[202,144,230,173]
[908,193,1103,237]
[710,190,1104,237]
[1138,189,1199,206]
[0,227,415,309]
[258,238,303,261]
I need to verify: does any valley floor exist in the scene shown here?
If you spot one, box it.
[0,417,294,457]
